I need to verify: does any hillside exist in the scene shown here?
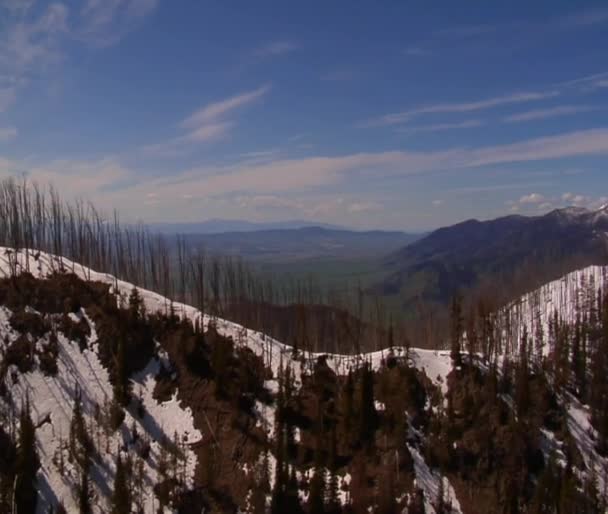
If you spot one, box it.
[1,248,608,513]
[376,205,608,312]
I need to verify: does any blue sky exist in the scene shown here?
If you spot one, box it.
[1,0,607,230]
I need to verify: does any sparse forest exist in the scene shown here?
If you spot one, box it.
[0,178,607,512]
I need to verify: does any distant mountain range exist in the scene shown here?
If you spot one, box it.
[375,205,608,310]
[150,218,347,234]
[180,226,423,261]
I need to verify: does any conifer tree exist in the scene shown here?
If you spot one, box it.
[515,326,530,416]
[571,314,586,398]
[111,454,131,514]
[591,292,608,453]
[358,363,377,448]
[128,287,144,321]
[78,466,92,514]
[340,370,354,450]
[534,318,544,369]
[14,399,39,514]
[70,389,92,467]
[113,335,129,407]
[407,488,426,514]
[434,476,446,514]
[308,465,326,514]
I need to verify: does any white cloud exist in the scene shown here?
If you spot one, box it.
[399,120,483,134]
[432,199,443,206]
[253,41,298,57]
[467,128,608,167]
[504,105,594,123]
[0,3,69,77]
[181,122,234,144]
[365,90,559,127]
[0,0,156,113]
[133,128,608,200]
[0,127,18,141]
[0,156,131,201]
[181,85,270,129]
[519,193,545,204]
[143,86,270,156]
[77,0,159,47]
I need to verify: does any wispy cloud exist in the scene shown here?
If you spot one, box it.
[399,120,483,134]
[468,128,608,167]
[0,0,156,113]
[364,90,559,127]
[253,41,298,58]
[181,85,270,129]
[77,0,159,47]
[131,128,608,198]
[504,105,594,123]
[592,79,608,89]
[143,85,271,156]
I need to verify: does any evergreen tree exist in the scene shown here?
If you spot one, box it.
[128,287,144,321]
[534,317,544,369]
[15,399,39,514]
[571,315,586,398]
[70,389,92,467]
[466,308,478,361]
[113,335,129,407]
[407,488,426,514]
[340,371,354,449]
[358,363,377,448]
[529,451,560,514]
[434,476,446,514]
[590,292,608,454]
[78,466,92,514]
[111,454,131,514]
[515,326,530,416]
[308,466,326,514]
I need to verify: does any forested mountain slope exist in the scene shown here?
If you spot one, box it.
[1,248,608,513]
[377,205,608,312]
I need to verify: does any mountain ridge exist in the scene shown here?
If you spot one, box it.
[377,204,608,311]
[1,248,608,513]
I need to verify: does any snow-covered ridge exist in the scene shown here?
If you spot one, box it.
[500,264,608,356]
[0,247,463,513]
[0,249,203,513]
[2,247,606,513]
